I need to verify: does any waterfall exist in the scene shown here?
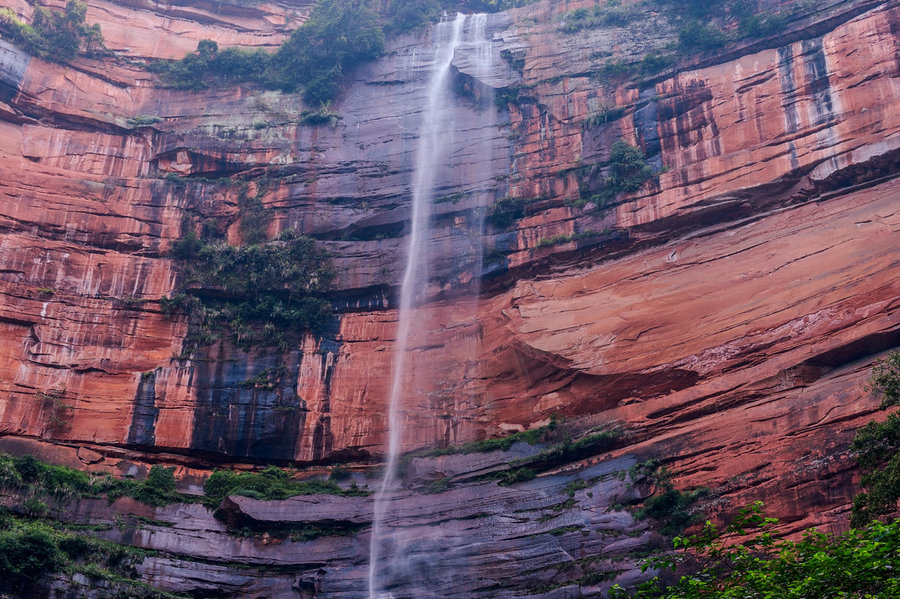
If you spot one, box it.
[368,12,497,598]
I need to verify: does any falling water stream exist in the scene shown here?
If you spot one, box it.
[367,13,493,598]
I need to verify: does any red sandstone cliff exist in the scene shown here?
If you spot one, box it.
[0,0,898,595]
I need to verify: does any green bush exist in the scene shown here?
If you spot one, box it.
[383,0,442,35]
[0,526,65,586]
[0,452,179,508]
[0,1,104,60]
[499,467,536,485]
[851,351,900,526]
[560,2,640,33]
[618,503,900,598]
[202,467,368,508]
[426,423,554,456]
[869,350,900,409]
[580,140,655,207]
[154,0,383,103]
[167,228,335,352]
[1,454,90,498]
[850,351,900,526]
[133,466,179,507]
[583,105,626,129]
[677,20,728,52]
[486,195,538,230]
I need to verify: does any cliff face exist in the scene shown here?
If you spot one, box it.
[0,0,899,596]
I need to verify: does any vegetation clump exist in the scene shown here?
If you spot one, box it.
[0,509,179,597]
[583,105,626,129]
[166,229,335,353]
[559,1,641,33]
[425,422,555,456]
[0,452,184,508]
[617,502,900,598]
[151,0,540,101]
[486,195,539,230]
[202,465,369,509]
[851,350,900,527]
[579,140,656,208]
[0,1,104,60]
[152,0,383,104]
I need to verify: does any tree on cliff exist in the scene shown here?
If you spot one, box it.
[851,349,900,526]
[0,1,104,60]
[155,0,383,104]
[271,0,384,103]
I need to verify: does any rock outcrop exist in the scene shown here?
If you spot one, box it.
[0,0,899,595]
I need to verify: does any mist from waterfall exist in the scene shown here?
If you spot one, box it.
[367,12,495,599]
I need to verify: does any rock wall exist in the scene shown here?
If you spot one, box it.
[0,0,899,595]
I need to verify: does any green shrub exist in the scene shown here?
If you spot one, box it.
[383,0,442,35]
[486,195,537,229]
[0,452,180,508]
[202,467,368,508]
[127,115,163,127]
[0,1,104,60]
[869,350,900,409]
[499,467,536,485]
[639,52,677,77]
[425,422,555,456]
[21,498,48,518]
[133,466,179,507]
[618,503,900,598]
[580,140,655,207]
[583,105,626,129]
[153,0,382,103]
[0,526,65,586]
[851,351,900,526]
[677,20,728,52]
[560,2,640,33]
[167,219,335,352]
[738,13,788,37]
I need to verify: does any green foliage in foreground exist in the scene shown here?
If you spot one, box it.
[851,349,900,527]
[0,509,178,597]
[202,465,369,508]
[616,502,900,599]
[0,1,104,60]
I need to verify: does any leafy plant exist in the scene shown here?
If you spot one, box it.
[167,223,335,352]
[617,502,900,598]
[677,20,728,52]
[583,105,626,129]
[0,1,104,60]
[424,422,555,457]
[0,526,65,587]
[127,115,163,127]
[560,1,641,33]
[851,350,900,526]
[133,466,179,507]
[202,466,368,509]
[869,350,900,409]
[580,140,655,207]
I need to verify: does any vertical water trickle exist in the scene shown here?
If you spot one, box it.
[368,13,467,599]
